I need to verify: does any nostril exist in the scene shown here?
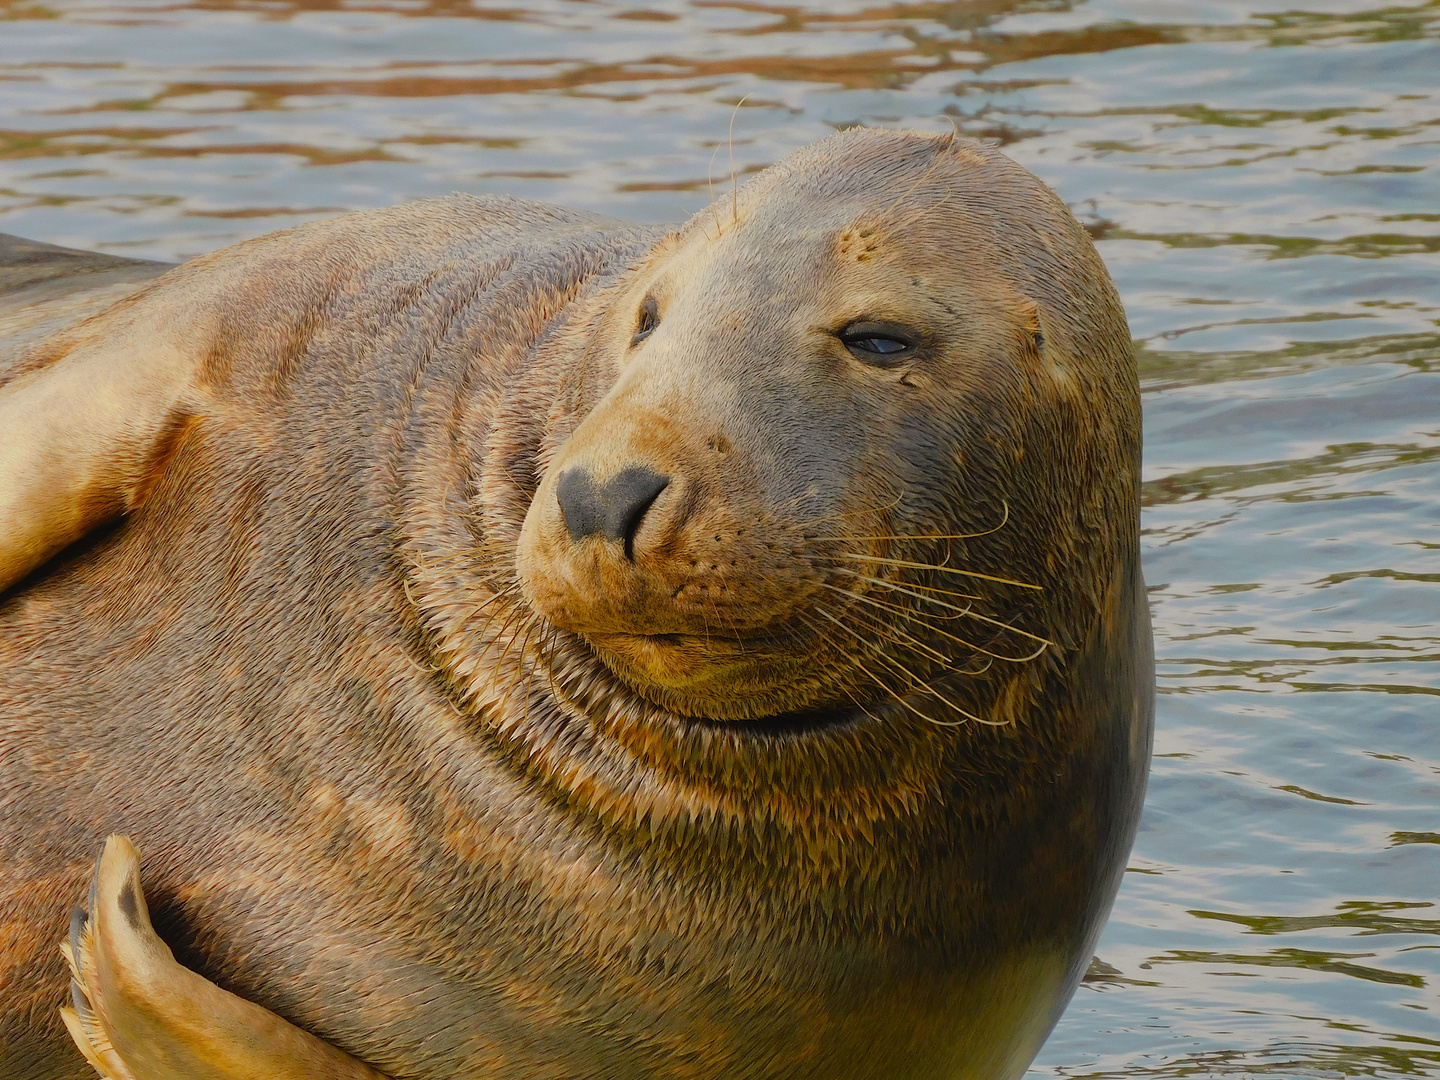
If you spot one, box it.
[555,465,670,559]
[557,469,603,542]
[605,467,670,560]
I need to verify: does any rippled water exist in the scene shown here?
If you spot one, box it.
[3,1,1436,1075]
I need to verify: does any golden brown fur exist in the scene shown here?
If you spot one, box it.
[0,128,1152,1080]
[0,238,174,592]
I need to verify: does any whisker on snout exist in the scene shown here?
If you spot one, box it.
[798,501,1011,545]
[819,580,968,622]
[833,569,981,605]
[819,581,1047,665]
[790,489,906,532]
[823,569,1051,659]
[817,584,959,666]
[808,606,994,727]
[828,553,1043,592]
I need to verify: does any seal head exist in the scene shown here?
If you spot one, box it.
[511,130,1135,728]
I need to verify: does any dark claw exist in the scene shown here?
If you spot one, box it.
[70,976,90,1016]
[86,842,105,919]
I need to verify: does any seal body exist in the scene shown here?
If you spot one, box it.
[0,129,1152,1080]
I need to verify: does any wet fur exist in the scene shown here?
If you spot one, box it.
[0,129,1152,1079]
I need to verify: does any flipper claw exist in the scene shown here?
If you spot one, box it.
[56,835,392,1080]
[59,864,140,1080]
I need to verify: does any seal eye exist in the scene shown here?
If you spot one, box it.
[632,297,659,346]
[839,322,917,367]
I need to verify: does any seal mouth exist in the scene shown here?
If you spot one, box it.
[576,625,842,722]
[584,629,916,734]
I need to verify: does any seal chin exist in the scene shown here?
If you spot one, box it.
[581,629,826,721]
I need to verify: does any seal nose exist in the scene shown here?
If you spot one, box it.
[556,466,671,556]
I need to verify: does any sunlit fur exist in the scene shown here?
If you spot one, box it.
[0,128,1151,1080]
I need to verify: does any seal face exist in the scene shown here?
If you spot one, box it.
[513,142,1088,724]
[0,128,1152,1080]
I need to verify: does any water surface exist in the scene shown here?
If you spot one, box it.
[2,1,1436,1075]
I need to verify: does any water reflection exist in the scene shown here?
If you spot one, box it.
[1191,902,1440,936]
[2,0,1437,1076]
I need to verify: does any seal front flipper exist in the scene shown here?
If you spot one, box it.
[0,233,174,372]
[61,836,393,1080]
[0,260,199,594]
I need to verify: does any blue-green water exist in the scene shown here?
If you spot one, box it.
[2,1,1436,1074]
